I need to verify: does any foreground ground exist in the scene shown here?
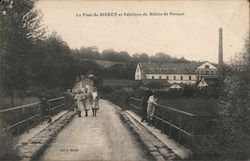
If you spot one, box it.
[38,99,150,161]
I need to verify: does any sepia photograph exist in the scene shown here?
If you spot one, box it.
[0,0,249,161]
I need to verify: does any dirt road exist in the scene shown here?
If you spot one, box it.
[38,100,150,161]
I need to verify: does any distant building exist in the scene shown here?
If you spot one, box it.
[198,78,208,89]
[135,62,198,85]
[135,28,224,89]
[81,77,94,91]
[135,61,219,85]
[79,74,96,91]
[196,61,219,81]
[170,83,183,90]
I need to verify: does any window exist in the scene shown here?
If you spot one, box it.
[152,76,154,79]
[181,76,183,80]
[205,71,209,75]
[205,65,209,69]
[189,76,192,80]
[166,76,169,80]
[174,76,176,80]
[159,76,162,79]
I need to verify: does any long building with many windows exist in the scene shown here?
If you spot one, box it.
[135,62,219,85]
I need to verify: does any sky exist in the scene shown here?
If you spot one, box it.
[36,0,249,63]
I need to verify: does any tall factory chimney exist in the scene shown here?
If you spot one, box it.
[218,28,223,74]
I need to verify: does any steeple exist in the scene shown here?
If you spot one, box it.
[218,28,223,74]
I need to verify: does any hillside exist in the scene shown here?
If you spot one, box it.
[80,59,126,68]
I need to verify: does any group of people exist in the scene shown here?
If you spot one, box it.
[140,88,158,126]
[74,87,99,117]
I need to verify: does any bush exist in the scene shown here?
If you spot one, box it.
[216,72,250,159]
[0,120,20,160]
[182,84,197,97]
[100,88,134,110]
[97,86,114,96]
[62,92,75,111]
[38,89,65,100]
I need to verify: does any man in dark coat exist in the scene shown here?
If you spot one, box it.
[41,97,52,123]
[141,88,152,122]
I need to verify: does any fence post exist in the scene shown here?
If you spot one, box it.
[50,100,53,117]
[160,107,164,133]
[154,106,158,128]
[168,111,172,138]
[128,97,131,111]
[190,116,195,149]
[21,107,27,132]
[178,114,182,145]
[63,97,66,110]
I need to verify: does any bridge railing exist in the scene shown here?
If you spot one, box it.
[0,97,66,136]
[129,97,220,152]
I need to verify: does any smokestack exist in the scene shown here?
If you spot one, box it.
[218,28,223,74]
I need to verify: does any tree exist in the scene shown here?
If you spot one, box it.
[139,53,149,62]
[101,49,119,61]
[0,0,45,105]
[119,51,131,62]
[155,52,171,63]
[78,46,100,60]
[37,32,78,89]
[216,36,250,159]
[98,63,135,79]
[101,49,131,62]
[131,53,140,62]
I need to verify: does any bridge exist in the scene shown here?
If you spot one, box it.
[0,84,221,161]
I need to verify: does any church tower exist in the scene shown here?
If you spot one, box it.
[218,28,224,74]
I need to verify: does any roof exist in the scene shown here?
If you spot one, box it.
[197,61,217,70]
[198,78,208,87]
[138,62,200,74]
[102,79,140,87]
[170,83,183,89]
[88,74,95,78]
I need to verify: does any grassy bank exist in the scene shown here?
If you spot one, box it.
[158,97,217,115]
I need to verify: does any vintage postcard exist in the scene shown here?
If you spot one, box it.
[0,0,249,161]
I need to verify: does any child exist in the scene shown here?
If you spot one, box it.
[91,87,99,117]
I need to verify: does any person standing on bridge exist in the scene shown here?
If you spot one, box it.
[41,96,52,123]
[91,87,99,117]
[74,90,85,117]
[82,87,92,117]
[147,93,158,126]
[141,88,152,122]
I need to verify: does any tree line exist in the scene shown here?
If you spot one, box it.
[0,1,85,106]
[72,47,190,63]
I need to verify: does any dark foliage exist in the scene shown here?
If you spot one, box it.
[215,37,250,159]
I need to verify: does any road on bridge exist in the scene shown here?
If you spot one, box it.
[39,100,151,161]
